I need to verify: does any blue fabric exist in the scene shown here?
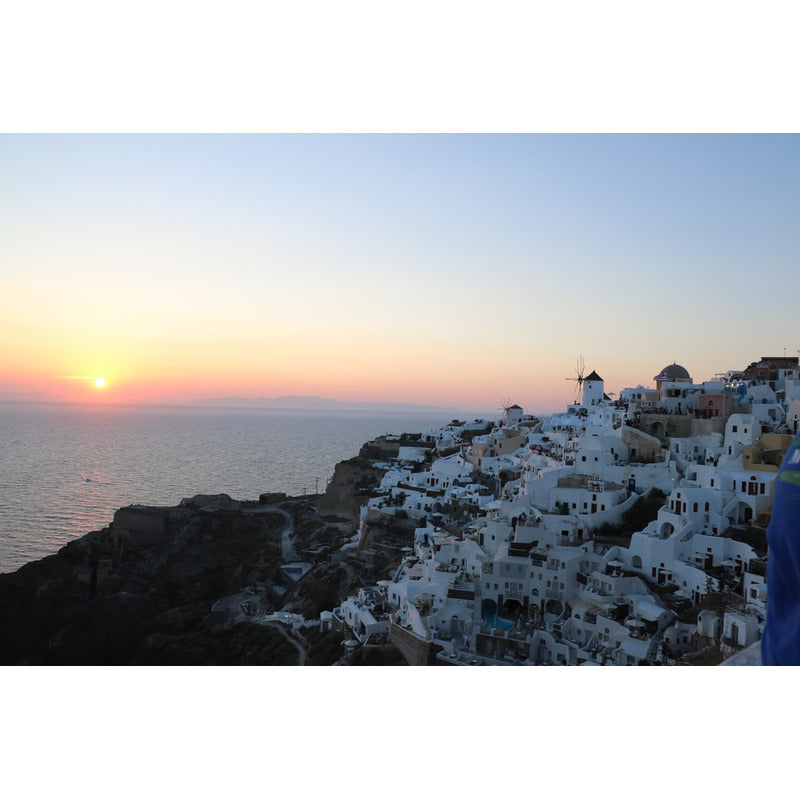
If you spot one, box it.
[762,434,800,665]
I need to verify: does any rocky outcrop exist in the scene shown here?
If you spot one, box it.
[357,434,434,461]
[0,499,285,664]
[281,559,364,619]
[0,445,400,665]
[316,457,386,521]
[179,494,243,510]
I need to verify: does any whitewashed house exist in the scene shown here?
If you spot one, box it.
[743,571,768,616]
[722,609,760,649]
[722,413,761,460]
[786,399,800,435]
[745,384,784,429]
[338,587,390,644]
[717,466,777,525]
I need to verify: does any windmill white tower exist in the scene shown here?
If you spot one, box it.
[497,397,515,426]
[498,397,523,426]
[583,370,605,405]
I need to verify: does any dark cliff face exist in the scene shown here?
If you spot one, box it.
[316,457,387,520]
[316,433,438,521]
[0,447,395,665]
[0,498,285,664]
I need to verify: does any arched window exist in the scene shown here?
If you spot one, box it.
[632,555,643,569]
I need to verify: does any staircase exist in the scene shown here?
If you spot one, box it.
[645,614,675,664]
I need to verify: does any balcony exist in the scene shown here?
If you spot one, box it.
[508,540,535,558]
[447,584,475,600]
[530,550,547,566]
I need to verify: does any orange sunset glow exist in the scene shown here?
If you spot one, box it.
[2,133,799,412]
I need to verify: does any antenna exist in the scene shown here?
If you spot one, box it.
[565,355,586,404]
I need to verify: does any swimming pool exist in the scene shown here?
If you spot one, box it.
[482,614,514,631]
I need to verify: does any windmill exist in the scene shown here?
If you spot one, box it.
[565,355,586,404]
[498,396,513,426]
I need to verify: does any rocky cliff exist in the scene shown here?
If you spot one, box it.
[316,456,387,520]
[0,445,394,665]
[0,495,287,664]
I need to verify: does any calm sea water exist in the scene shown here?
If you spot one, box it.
[0,404,449,573]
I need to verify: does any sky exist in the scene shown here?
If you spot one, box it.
[1,132,798,412]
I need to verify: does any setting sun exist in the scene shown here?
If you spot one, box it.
[94,377,106,388]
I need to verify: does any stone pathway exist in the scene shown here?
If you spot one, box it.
[263,620,308,665]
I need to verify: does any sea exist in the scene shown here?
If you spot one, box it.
[0,403,456,574]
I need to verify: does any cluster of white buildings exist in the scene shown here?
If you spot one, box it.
[324,357,799,665]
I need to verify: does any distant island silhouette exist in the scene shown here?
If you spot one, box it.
[195,395,465,414]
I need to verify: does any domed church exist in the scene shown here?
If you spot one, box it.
[653,363,692,391]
